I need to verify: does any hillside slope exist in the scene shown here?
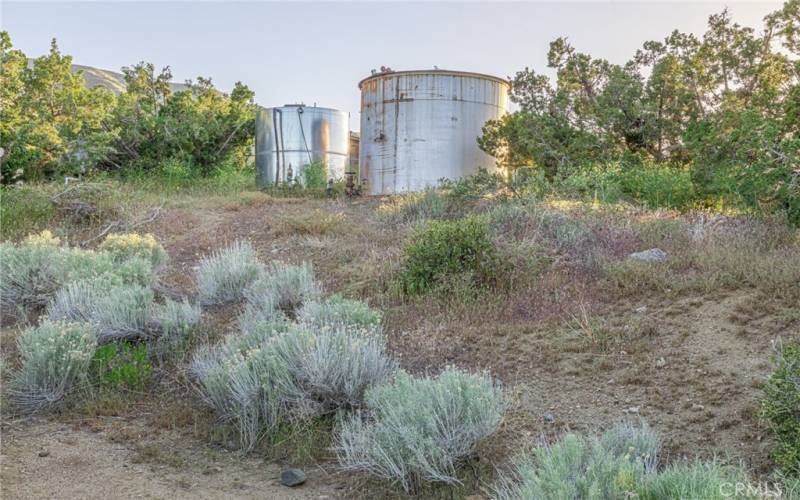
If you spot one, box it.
[26,59,189,94]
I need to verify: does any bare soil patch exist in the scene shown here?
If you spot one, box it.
[1,418,344,499]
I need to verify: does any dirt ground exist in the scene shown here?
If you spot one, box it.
[1,418,343,499]
[2,193,798,498]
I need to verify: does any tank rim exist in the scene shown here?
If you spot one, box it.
[358,69,510,89]
[257,104,347,113]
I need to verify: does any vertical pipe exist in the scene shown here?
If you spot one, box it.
[272,108,281,184]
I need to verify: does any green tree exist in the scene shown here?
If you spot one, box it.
[107,64,256,176]
[480,2,799,220]
[1,33,114,183]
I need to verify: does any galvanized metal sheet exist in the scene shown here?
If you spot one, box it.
[255,105,350,187]
[359,70,509,195]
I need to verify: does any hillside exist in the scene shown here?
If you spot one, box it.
[1,178,798,499]
[75,63,189,94]
[26,59,189,95]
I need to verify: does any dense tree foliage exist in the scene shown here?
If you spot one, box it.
[480,1,800,221]
[0,33,115,183]
[0,33,255,183]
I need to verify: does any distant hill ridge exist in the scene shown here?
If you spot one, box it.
[27,59,189,95]
[73,63,190,95]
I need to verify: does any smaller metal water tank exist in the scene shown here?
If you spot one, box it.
[255,105,350,187]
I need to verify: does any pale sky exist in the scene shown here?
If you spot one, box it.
[1,1,783,131]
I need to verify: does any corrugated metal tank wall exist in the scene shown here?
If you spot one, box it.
[255,105,350,188]
[358,70,509,195]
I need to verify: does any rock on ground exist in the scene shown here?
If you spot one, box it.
[281,468,307,487]
[628,248,668,262]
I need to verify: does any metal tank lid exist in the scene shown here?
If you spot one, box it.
[358,69,509,89]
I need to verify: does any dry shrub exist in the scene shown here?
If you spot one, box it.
[47,280,155,343]
[602,260,678,297]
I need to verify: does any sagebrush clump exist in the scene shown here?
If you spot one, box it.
[490,422,755,500]
[192,322,396,451]
[196,240,263,305]
[48,281,155,342]
[245,261,321,317]
[192,259,392,451]
[761,341,800,477]
[151,298,203,359]
[298,294,382,329]
[98,232,168,270]
[284,325,398,414]
[3,231,204,419]
[638,459,755,500]
[335,367,505,492]
[491,423,660,500]
[0,233,68,313]
[0,230,157,316]
[11,320,96,413]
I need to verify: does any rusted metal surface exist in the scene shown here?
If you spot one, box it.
[348,131,360,176]
[358,70,509,195]
[255,105,350,188]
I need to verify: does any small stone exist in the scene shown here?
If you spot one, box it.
[691,404,705,411]
[635,306,648,313]
[203,466,222,475]
[656,357,666,368]
[38,450,50,458]
[624,406,640,414]
[629,248,668,263]
[543,412,555,424]
[281,468,306,487]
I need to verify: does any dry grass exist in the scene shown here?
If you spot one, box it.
[132,442,186,468]
[275,209,346,236]
[600,215,800,303]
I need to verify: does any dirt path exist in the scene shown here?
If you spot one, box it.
[1,419,342,500]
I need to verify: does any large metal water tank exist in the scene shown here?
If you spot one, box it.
[358,69,509,195]
[255,105,350,187]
